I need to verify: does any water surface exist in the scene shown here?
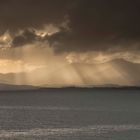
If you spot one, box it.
[0,88,140,139]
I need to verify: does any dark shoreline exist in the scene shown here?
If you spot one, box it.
[0,86,140,93]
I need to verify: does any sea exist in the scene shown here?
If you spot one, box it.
[0,88,140,140]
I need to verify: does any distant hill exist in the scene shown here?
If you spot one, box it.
[0,83,37,91]
[0,83,139,91]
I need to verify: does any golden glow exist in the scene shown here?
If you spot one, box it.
[24,56,132,86]
[0,46,136,86]
[0,32,12,48]
[35,24,60,37]
[0,26,139,86]
[65,52,114,64]
[0,59,42,74]
[0,32,10,42]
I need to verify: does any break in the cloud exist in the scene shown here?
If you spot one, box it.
[0,0,140,86]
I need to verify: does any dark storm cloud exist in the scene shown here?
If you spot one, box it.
[47,0,140,53]
[1,0,140,52]
[12,29,39,47]
[68,0,140,39]
[0,0,71,34]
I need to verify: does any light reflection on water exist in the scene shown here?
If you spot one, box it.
[0,125,140,139]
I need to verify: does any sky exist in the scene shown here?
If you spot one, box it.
[0,0,140,87]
